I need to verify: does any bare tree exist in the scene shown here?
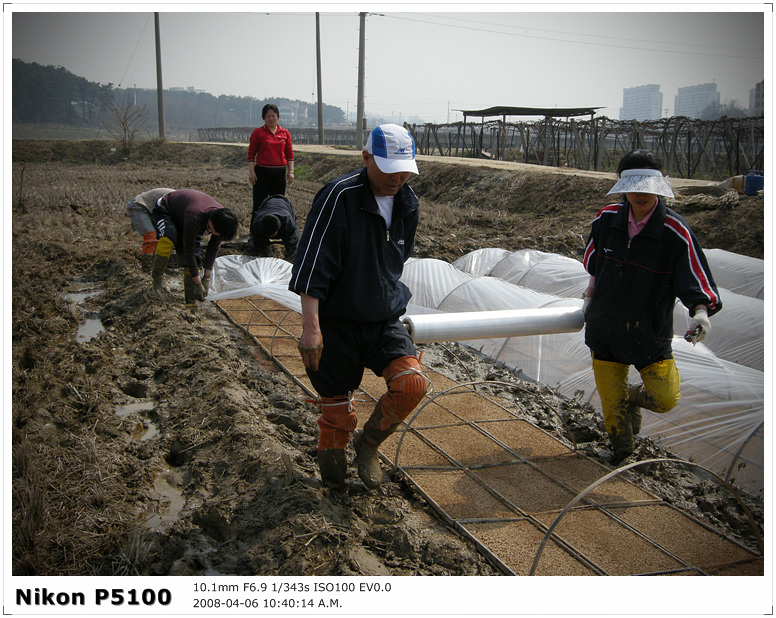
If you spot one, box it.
[701,99,749,121]
[105,90,149,155]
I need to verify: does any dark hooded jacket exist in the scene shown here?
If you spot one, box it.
[250,194,301,260]
[583,197,721,368]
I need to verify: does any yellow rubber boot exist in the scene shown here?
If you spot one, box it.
[635,359,681,414]
[592,357,633,464]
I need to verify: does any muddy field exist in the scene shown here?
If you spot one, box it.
[10,139,765,579]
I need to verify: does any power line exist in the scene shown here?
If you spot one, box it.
[377,13,763,60]
[411,11,763,53]
[117,13,152,88]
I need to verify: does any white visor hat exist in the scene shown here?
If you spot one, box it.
[607,168,674,198]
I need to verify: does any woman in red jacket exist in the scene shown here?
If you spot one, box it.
[247,103,294,218]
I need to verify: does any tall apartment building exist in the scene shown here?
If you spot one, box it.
[619,85,663,121]
[278,101,309,126]
[674,83,720,118]
[749,81,764,116]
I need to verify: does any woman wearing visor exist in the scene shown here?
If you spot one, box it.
[582,150,722,465]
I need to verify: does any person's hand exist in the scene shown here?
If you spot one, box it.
[685,307,711,344]
[297,327,323,371]
[581,294,591,318]
[287,171,295,186]
[194,283,207,302]
[248,167,257,186]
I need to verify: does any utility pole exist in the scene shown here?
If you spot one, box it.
[316,13,324,145]
[355,12,366,150]
[154,12,165,140]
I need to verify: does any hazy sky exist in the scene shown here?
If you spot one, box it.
[9,5,769,123]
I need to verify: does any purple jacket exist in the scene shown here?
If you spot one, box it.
[162,189,224,277]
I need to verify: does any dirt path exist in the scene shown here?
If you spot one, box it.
[10,140,764,580]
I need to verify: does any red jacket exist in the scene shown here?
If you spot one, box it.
[247,125,293,168]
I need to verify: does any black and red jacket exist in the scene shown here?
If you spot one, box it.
[583,197,721,368]
[289,167,419,323]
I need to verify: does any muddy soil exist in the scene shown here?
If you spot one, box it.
[10,139,764,577]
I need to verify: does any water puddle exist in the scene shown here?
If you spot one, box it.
[132,422,159,442]
[63,284,101,304]
[76,312,105,343]
[115,401,159,442]
[64,282,105,343]
[115,401,155,417]
[144,468,186,530]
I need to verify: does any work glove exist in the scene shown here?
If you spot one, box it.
[193,283,207,302]
[202,274,211,295]
[685,307,711,344]
[581,295,591,318]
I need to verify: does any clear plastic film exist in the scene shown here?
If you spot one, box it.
[453,248,764,372]
[704,248,764,299]
[210,250,764,494]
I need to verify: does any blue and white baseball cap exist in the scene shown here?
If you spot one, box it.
[364,124,419,174]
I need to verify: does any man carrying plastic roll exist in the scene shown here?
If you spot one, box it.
[582,150,722,465]
[289,124,429,495]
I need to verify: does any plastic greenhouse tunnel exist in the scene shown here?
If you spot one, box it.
[208,248,764,495]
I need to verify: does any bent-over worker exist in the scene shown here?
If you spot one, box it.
[150,189,238,306]
[244,194,301,261]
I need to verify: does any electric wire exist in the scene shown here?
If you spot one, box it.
[377,12,763,60]
[116,13,153,88]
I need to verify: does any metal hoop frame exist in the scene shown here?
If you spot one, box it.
[528,457,763,576]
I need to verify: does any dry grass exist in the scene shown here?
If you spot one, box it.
[10,140,764,576]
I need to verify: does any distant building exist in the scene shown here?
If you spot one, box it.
[619,85,663,121]
[674,83,720,118]
[749,81,764,116]
[169,86,206,94]
[278,102,309,126]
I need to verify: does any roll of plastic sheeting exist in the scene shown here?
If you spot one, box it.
[402,307,585,343]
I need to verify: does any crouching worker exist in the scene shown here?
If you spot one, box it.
[582,150,722,465]
[126,187,175,271]
[244,194,301,261]
[150,189,238,306]
[290,124,428,493]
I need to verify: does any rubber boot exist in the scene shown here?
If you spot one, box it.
[149,252,171,301]
[317,448,347,493]
[139,253,154,273]
[609,409,635,465]
[183,272,196,308]
[626,384,643,436]
[354,356,428,489]
[140,231,158,272]
[354,401,399,490]
[609,436,634,466]
[592,356,634,465]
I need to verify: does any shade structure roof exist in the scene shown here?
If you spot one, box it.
[458,105,603,119]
